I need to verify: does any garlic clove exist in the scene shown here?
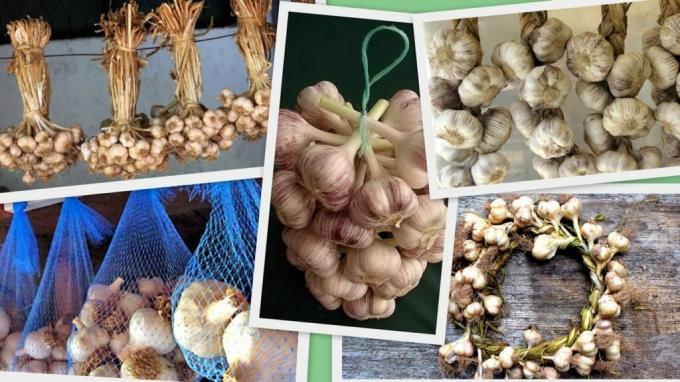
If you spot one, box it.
[510,100,540,140]
[528,117,574,159]
[427,28,482,81]
[373,257,427,299]
[470,152,511,185]
[458,65,507,108]
[320,266,368,301]
[382,90,423,133]
[660,14,680,55]
[558,153,598,177]
[566,32,615,82]
[434,109,483,149]
[527,17,573,64]
[345,240,402,285]
[491,40,534,82]
[532,156,562,179]
[305,271,343,310]
[606,52,652,98]
[429,77,463,112]
[575,80,613,113]
[646,45,679,90]
[439,164,473,188]
[272,170,316,229]
[519,65,571,110]
[349,176,419,231]
[342,290,396,321]
[478,107,513,154]
[584,113,616,155]
[282,228,341,278]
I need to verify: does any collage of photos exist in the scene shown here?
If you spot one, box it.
[1,0,680,381]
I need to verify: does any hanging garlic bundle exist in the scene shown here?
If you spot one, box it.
[442,195,631,379]
[220,0,274,140]
[427,18,513,187]
[150,0,232,161]
[0,18,84,184]
[82,1,170,178]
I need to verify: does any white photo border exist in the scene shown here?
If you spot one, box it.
[411,0,673,200]
[250,1,454,345]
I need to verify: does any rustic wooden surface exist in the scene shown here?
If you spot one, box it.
[343,193,680,379]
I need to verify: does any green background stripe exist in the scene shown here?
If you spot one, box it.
[301,1,680,381]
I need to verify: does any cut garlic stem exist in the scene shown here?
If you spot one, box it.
[319,96,404,143]
[376,154,397,169]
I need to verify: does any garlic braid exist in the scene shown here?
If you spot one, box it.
[599,3,632,56]
[452,18,480,41]
[520,11,547,44]
[659,0,680,24]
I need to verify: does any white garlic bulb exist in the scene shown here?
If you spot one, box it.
[660,14,680,55]
[434,109,483,149]
[439,165,473,188]
[344,240,402,285]
[655,101,680,139]
[597,294,621,318]
[393,195,446,259]
[491,40,534,82]
[596,148,638,172]
[575,80,613,112]
[646,45,679,90]
[527,17,573,63]
[531,233,572,260]
[427,28,482,81]
[566,32,614,82]
[584,113,616,155]
[342,290,396,321]
[470,153,511,185]
[373,258,427,299]
[478,107,513,154]
[637,146,662,169]
[510,100,539,140]
[429,77,463,112]
[558,153,597,177]
[434,141,477,165]
[602,98,654,138]
[67,321,110,363]
[519,65,571,110]
[606,52,651,98]
[128,308,176,355]
[529,117,574,159]
[499,346,515,368]
[532,156,561,179]
[382,90,423,133]
[458,65,507,107]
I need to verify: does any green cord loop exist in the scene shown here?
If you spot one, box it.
[358,25,410,155]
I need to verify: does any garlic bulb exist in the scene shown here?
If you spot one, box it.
[382,90,423,133]
[499,346,515,368]
[427,28,482,81]
[470,153,511,185]
[439,332,475,363]
[478,107,513,154]
[319,268,368,300]
[349,176,419,231]
[597,148,638,173]
[527,17,573,63]
[660,14,680,55]
[566,32,614,82]
[22,328,54,360]
[296,81,352,135]
[345,240,402,285]
[491,41,534,82]
[606,338,621,361]
[305,272,342,310]
[67,321,110,363]
[373,258,427,299]
[429,77,463,112]
[343,290,396,321]
[605,272,626,293]
[488,198,512,224]
[87,277,124,302]
[597,294,621,318]
[523,327,542,347]
[481,294,503,316]
[461,265,487,290]
[0,308,9,341]
[271,170,316,229]
[575,80,613,113]
[608,231,630,253]
[434,109,483,149]
[636,146,662,169]
[137,277,166,300]
[653,85,679,105]
[393,195,446,259]
[571,330,597,356]
[550,346,572,372]
[463,301,485,321]
[531,233,573,260]
[434,141,477,165]
[463,240,481,261]
[118,291,147,317]
[558,153,597,177]
[439,165,473,188]
[603,98,654,138]
[646,45,679,89]
[529,117,574,159]
[311,208,374,249]
[89,365,120,378]
[519,65,571,110]
[458,65,507,108]
[584,113,616,155]
[120,348,179,380]
[484,224,511,250]
[282,228,340,277]
[643,26,661,49]
[222,311,297,382]
[510,100,540,139]
[532,156,561,179]
[173,280,245,358]
[572,353,595,376]
[128,308,176,355]
[606,52,651,98]
[656,101,680,139]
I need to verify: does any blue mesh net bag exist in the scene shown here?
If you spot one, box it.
[13,197,112,375]
[172,180,298,382]
[0,202,40,371]
[67,189,195,380]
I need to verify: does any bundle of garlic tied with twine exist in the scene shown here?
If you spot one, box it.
[441,196,632,379]
[215,0,274,140]
[272,25,445,320]
[82,1,171,178]
[0,18,84,184]
[149,0,236,162]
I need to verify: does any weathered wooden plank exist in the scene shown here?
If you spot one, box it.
[342,193,680,379]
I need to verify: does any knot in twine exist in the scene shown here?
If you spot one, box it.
[358,25,410,156]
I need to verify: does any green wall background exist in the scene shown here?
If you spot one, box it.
[304,1,680,381]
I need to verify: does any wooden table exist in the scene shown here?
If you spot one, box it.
[342,193,680,379]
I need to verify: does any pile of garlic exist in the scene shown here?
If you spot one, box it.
[441,196,630,378]
[68,277,195,381]
[12,319,71,374]
[218,88,270,140]
[272,80,444,320]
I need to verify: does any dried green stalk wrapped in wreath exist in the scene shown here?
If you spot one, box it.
[442,196,631,379]
[0,18,84,184]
